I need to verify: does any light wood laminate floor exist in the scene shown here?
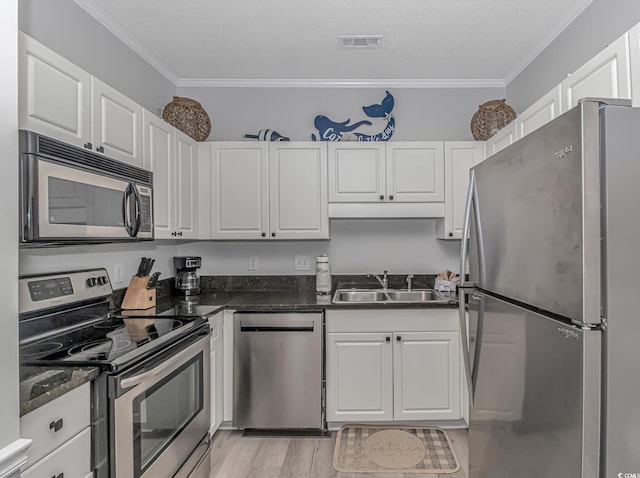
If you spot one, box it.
[210,428,468,478]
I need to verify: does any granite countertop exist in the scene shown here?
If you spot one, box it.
[20,366,99,416]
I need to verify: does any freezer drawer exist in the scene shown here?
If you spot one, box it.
[233,311,323,429]
[466,291,600,478]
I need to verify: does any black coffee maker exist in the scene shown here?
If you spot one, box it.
[173,256,202,295]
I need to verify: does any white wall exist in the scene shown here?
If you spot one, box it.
[20,242,179,290]
[179,219,460,276]
[177,86,505,141]
[19,0,175,114]
[507,0,640,112]
[1,0,20,455]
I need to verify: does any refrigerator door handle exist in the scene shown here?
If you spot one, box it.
[458,293,474,407]
[470,292,485,402]
[459,170,475,287]
[472,177,487,288]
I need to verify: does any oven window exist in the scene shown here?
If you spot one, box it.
[48,177,125,227]
[132,354,203,478]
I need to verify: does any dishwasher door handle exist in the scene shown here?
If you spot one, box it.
[239,325,315,332]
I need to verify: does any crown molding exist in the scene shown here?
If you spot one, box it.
[503,0,594,85]
[176,77,505,89]
[74,0,179,85]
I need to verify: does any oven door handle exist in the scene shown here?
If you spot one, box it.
[119,332,209,390]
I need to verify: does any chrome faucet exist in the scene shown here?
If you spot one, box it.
[406,274,414,291]
[369,270,389,289]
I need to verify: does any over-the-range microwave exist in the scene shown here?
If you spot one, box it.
[19,130,154,245]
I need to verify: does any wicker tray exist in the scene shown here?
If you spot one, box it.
[162,96,211,141]
[470,99,516,141]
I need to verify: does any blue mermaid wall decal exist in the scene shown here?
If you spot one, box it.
[311,91,395,141]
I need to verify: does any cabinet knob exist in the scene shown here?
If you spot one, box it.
[271,232,276,237]
[385,336,391,342]
[379,195,384,200]
[261,232,266,237]
[396,336,402,341]
[96,145,105,153]
[449,232,453,237]
[49,418,63,432]
[83,142,93,150]
[389,195,394,200]
[178,231,183,237]
[171,231,177,237]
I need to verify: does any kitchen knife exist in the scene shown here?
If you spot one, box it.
[136,257,148,277]
[146,259,155,276]
[147,272,161,289]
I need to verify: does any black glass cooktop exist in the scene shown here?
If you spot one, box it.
[19,302,207,372]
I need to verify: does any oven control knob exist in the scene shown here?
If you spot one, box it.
[86,277,98,287]
[97,276,109,286]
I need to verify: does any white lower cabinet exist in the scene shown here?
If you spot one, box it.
[20,382,92,477]
[326,309,462,424]
[209,312,224,435]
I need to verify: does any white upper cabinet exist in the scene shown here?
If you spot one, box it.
[209,142,269,240]
[19,33,144,167]
[143,110,198,239]
[19,33,91,149]
[562,34,631,111]
[386,142,445,202]
[328,142,444,203]
[437,141,484,240]
[516,85,563,139]
[485,120,516,157]
[174,129,199,239]
[91,77,143,167]
[629,23,640,107]
[269,142,329,239]
[208,142,328,240]
[328,143,385,202]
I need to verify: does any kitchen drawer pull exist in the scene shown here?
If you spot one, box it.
[385,336,391,342]
[49,418,64,432]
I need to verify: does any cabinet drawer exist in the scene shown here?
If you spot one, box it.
[22,427,91,478]
[21,382,91,467]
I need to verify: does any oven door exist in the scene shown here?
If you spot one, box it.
[34,158,153,240]
[112,332,210,478]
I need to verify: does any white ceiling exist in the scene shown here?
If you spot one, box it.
[75,0,594,87]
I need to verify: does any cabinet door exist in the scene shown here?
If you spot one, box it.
[562,34,631,111]
[438,142,484,239]
[326,333,393,422]
[328,143,385,202]
[485,120,516,157]
[143,109,174,239]
[269,142,329,239]
[630,24,640,107]
[210,142,269,239]
[19,33,91,149]
[91,77,143,166]
[174,130,198,239]
[385,142,444,202]
[393,331,461,421]
[516,85,562,139]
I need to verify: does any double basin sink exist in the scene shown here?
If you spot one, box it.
[332,288,450,304]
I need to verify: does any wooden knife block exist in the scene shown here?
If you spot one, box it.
[121,276,156,310]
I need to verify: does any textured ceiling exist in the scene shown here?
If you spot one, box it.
[76,0,594,85]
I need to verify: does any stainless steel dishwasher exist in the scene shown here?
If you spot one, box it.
[233,311,323,429]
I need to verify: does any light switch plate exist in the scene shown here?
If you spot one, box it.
[294,255,311,271]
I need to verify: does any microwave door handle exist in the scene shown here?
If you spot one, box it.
[122,184,133,236]
[129,183,141,237]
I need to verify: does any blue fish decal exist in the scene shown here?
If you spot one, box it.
[312,91,395,141]
[362,90,394,118]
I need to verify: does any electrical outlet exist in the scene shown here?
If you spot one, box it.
[248,256,259,271]
[113,264,124,283]
[294,255,311,271]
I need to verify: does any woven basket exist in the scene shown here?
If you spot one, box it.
[162,96,211,141]
[470,99,516,141]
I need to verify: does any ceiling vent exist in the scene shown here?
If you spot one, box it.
[339,35,382,49]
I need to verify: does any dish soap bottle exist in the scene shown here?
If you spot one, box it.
[315,255,332,295]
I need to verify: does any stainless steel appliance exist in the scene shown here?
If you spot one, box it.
[460,99,640,478]
[174,256,202,296]
[19,269,211,478]
[233,311,323,429]
[19,130,154,244]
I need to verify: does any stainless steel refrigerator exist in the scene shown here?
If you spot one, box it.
[460,99,640,478]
